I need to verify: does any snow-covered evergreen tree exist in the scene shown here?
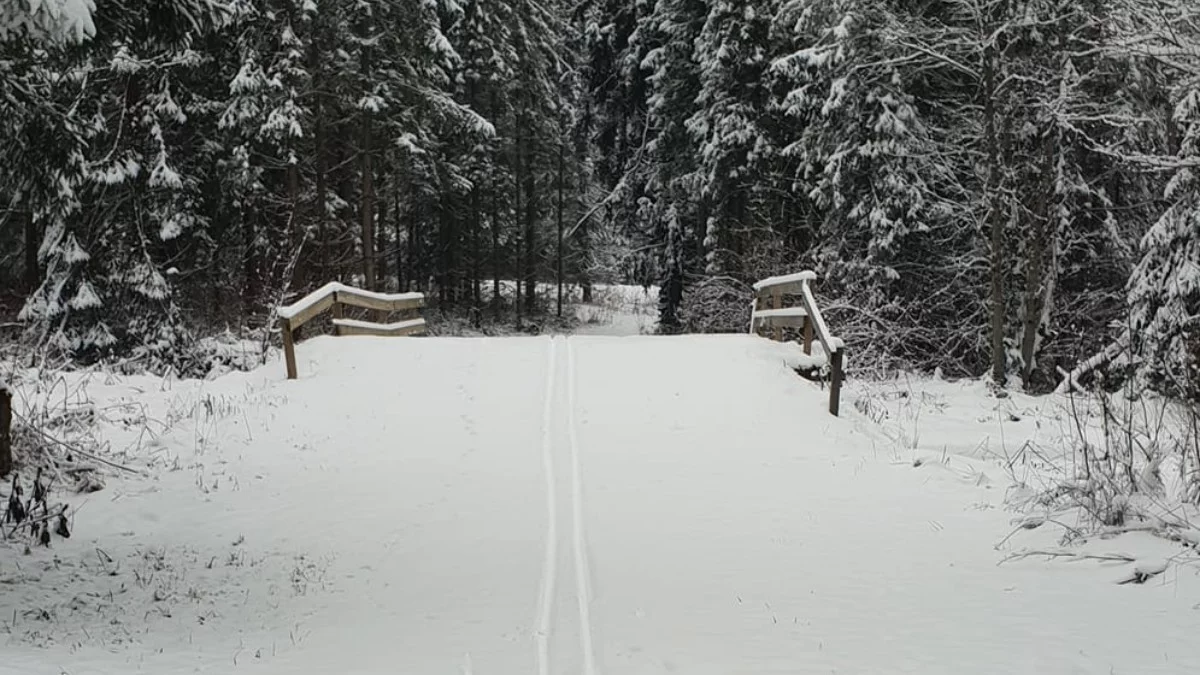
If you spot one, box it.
[0,0,94,44]
[643,0,705,329]
[1126,2,1200,393]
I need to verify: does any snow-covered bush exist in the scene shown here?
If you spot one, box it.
[677,276,752,334]
[1031,385,1200,538]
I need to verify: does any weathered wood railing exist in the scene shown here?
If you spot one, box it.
[277,283,426,380]
[750,271,846,416]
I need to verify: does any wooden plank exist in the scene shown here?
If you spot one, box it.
[333,318,427,337]
[753,307,808,318]
[336,289,425,313]
[799,281,838,358]
[756,314,808,329]
[280,318,298,380]
[0,387,11,477]
[771,290,783,342]
[829,349,845,417]
[803,316,813,355]
[286,292,335,331]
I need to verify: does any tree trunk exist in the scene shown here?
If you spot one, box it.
[309,33,330,280]
[984,25,1006,387]
[438,203,450,305]
[287,160,301,282]
[576,159,592,303]
[471,187,483,312]
[1020,134,1056,384]
[24,208,38,291]
[395,186,404,292]
[491,171,501,318]
[359,27,376,291]
[408,202,419,293]
[514,116,525,325]
[379,178,390,291]
[523,144,537,315]
[556,140,565,318]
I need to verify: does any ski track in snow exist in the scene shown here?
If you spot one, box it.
[566,338,599,675]
[536,337,559,675]
[539,336,599,675]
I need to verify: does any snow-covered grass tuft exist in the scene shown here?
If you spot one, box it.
[850,372,1200,580]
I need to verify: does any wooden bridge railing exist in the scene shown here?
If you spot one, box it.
[750,271,846,416]
[277,283,426,380]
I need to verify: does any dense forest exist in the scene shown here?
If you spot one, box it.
[0,0,1197,394]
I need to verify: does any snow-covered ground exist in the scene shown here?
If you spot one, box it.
[571,284,658,337]
[3,334,1200,674]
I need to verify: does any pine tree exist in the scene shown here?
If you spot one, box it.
[0,0,95,44]
[1126,1,1200,394]
[643,0,706,330]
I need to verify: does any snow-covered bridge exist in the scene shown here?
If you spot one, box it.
[6,286,1200,675]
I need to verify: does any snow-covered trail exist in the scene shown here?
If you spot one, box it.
[6,334,1200,674]
[570,337,1200,674]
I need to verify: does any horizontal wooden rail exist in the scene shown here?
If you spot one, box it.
[277,283,427,379]
[750,271,845,416]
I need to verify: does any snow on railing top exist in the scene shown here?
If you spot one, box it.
[752,270,817,292]
[752,307,808,318]
[278,282,424,320]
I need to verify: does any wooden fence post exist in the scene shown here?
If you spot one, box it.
[803,317,813,355]
[771,290,783,342]
[1,386,12,477]
[281,318,298,380]
[332,298,344,336]
[829,348,845,417]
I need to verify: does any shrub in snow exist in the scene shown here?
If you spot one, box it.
[4,469,72,547]
[1034,384,1200,541]
[677,276,752,334]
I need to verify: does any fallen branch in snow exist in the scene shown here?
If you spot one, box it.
[1000,548,1137,564]
[1054,340,1125,394]
[994,516,1086,549]
[12,410,145,477]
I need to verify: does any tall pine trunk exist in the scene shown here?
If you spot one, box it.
[312,51,329,278]
[523,142,537,314]
[379,177,390,291]
[359,24,376,291]
[984,21,1007,386]
[491,170,501,318]
[395,186,404,292]
[514,114,525,324]
[556,140,565,317]
[23,208,38,292]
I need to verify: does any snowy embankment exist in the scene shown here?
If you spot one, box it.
[2,335,1199,674]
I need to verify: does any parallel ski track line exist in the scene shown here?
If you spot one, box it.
[535,337,560,675]
[566,338,599,675]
